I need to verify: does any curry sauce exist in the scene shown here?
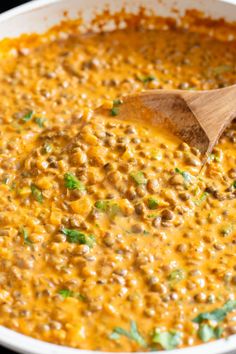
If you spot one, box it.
[0,14,236,352]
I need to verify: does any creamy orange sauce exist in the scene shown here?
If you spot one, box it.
[0,15,236,352]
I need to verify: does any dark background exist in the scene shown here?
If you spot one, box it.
[0,0,31,13]
[0,0,32,351]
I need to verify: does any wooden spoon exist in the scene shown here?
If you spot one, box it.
[107,84,236,156]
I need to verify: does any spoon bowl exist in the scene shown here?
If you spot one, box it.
[106,85,236,156]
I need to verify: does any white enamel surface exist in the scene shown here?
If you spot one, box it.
[0,0,236,38]
[0,0,236,353]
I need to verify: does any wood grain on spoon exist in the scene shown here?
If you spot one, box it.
[106,85,236,156]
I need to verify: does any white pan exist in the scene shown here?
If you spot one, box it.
[0,0,236,353]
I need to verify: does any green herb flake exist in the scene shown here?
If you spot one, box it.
[168,269,185,284]
[192,185,200,196]
[106,203,120,217]
[138,75,156,83]
[130,171,147,185]
[198,324,223,342]
[20,227,32,246]
[147,214,157,219]
[232,180,236,188]
[152,330,182,350]
[64,172,85,191]
[95,200,120,217]
[111,107,119,116]
[31,184,43,203]
[22,110,34,122]
[110,321,146,347]
[95,200,109,212]
[58,289,86,301]
[110,99,122,116]
[35,117,46,128]
[224,300,236,312]
[109,332,120,340]
[194,192,208,206]
[58,289,74,298]
[193,300,236,324]
[61,228,95,248]
[113,99,122,106]
[147,198,159,210]
[175,167,192,183]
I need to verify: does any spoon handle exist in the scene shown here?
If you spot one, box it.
[182,84,236,150]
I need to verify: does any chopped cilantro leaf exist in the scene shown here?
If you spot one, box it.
[64,172,85,191]
[110,321,146,347]
[152,330,181,350]
[147,214,157,218]
[198,324,223,342]
[31,184,43,203]
[111,106,119,116]
[61,228,95,247]
[147,198,158,210]
[193,300,236,324]
[58,289,73,298]
[22,110,34,122]
[110,99,122,116]
[168,269,185,284]
[95,200,120,217]
[175,167,192,183]
[35,117,46,128]
[113,99,122,106]
[58,289,86,301]
[95,200,109,212]
[109,332,120,340]
[130,171,147,185]
[20,227,32,246]
[194,192,208,206]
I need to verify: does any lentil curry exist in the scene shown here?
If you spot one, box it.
[0,9,236,352]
